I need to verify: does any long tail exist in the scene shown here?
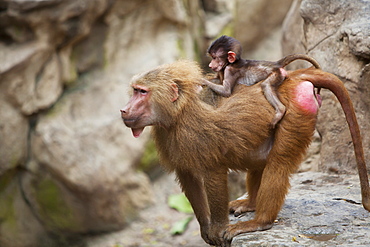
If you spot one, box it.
[278,54,321,69]
[289,68,370,212]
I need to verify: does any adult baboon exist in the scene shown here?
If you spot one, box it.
[121,60,369,247]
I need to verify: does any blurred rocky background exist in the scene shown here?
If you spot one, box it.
[0,0,369,247]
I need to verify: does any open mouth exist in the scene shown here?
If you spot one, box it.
[131,127,145,138]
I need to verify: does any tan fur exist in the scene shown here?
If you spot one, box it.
[121,61,369,247]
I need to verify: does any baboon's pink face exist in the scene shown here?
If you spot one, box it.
[209,50,227,72]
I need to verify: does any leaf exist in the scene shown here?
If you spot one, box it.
[292,236,299,243]
[142,228,155,235]
[168,193,193,213]
[170,216,193,235]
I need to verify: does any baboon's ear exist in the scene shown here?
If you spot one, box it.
[227,51,237,63]
[170,83,179,102]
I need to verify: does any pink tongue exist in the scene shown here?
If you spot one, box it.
[132,127,145,138]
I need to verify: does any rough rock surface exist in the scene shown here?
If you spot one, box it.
[84,171,370,247]
[282,0,370,174]
[234,0,293,53]
[232,172,370,246]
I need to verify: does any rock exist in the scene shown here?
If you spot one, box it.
[6,0,63,12]
[0,172,52,247]
[203,0,293,58]
[0,42,61,115]
[0,96,28,175]
[231,172,370,246]
[282,0,370,173]
[205,11,233,39]
[202,0,233,13]
[244,27,285,61]
[156,0,188,24]
[203,0,234,39]
[26,70,154,234]
[234,0,293,52]
[84,171,370,247]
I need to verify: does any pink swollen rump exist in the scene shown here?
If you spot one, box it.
[293,81,320,114]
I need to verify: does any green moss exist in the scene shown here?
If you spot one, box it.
[219,22,235,38]
[0,177,20,240]
[0,169,16,193]
[44,99,63,117]
[121,202,139,225]
[0,179,18,237]
[34,178,82,232]
[63,52,78,86]
[177,38,187,59]
[102,44,110,69]
[1,197,17,233]
[137,139,160,174]
[192,39,202,63]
